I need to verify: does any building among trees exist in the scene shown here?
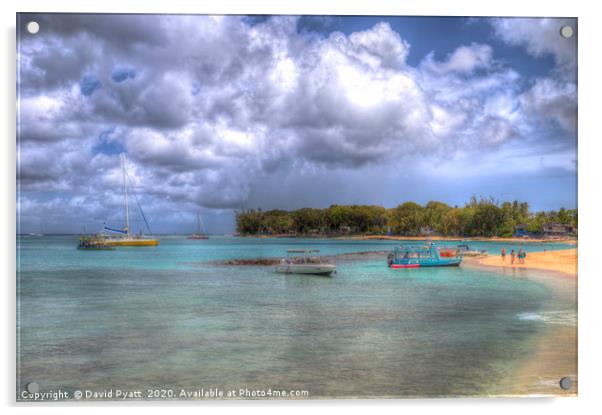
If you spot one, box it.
[542,223,576,236]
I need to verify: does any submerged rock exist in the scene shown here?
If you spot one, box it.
[223,258,280,266]
[209,250,389,266]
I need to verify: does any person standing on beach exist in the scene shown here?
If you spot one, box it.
[510,249,516,264]
[519,248,526,264]
[501,248,506,262]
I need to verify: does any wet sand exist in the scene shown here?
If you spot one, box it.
[509,326,577,396]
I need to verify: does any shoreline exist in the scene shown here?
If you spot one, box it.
[208,245,578,278]
[465,249,577,396]
[352,235,577,244]
[238,234,577,244]
[464,248,577,278]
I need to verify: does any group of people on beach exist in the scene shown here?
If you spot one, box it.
[500,247,526,264]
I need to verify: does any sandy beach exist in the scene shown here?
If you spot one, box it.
[511,326,577,396]
[466,248,578,277]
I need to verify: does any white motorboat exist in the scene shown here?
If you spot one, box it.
[275,249,336,276]
[456,244,487,257]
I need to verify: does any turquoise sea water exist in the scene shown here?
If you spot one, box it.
[17,236,576,399]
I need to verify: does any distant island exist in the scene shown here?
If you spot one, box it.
[235,196,577,239]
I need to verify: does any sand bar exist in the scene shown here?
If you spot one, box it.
[466,248,577,277]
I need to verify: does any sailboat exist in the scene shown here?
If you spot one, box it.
[188,212,209,240]
[87,154,159,247]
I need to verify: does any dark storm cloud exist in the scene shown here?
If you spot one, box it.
[19,13,168,48]
[297,16,339,35]
[17,14,577,232]
[18,14,167,95]
[519,77,577,133]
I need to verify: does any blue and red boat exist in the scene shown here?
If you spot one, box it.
[387,243,463,268]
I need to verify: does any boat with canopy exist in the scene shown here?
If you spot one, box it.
[387,243,463,268]
[275,249,336,276]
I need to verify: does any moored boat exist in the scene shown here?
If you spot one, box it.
[100,234,159,246]
[456,244,487,257]
[275,249,336,276]
[387,243,462,268]
[77,236,115,250]
[188,212,209,240]
[79,154,158,248]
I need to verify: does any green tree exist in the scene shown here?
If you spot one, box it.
[325,205,349,232]
[263,210,293,234]
[423,201,452,233]
[292,208,325,234]
[471,199,504,236]
[439,208,462,236]
[391,202,423,235]
[234,198,575,238]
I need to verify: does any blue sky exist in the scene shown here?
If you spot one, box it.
[17,14,577,234]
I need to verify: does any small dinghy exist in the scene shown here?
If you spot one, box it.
[456,244,487,257]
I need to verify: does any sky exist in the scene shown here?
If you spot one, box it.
[16,14,577,234]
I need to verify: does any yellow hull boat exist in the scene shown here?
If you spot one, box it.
[79,154,159,249]
[103,238,159,247]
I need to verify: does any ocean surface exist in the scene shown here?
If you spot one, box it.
[17,236,577,399]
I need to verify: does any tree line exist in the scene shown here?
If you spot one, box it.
[235,197,577,237]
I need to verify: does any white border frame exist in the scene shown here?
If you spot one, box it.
[4,0,601,413]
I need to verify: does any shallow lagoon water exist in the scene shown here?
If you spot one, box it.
[17,236,576,398]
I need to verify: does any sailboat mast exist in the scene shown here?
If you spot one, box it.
[121,153,130,236]
[197,212,201,234]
